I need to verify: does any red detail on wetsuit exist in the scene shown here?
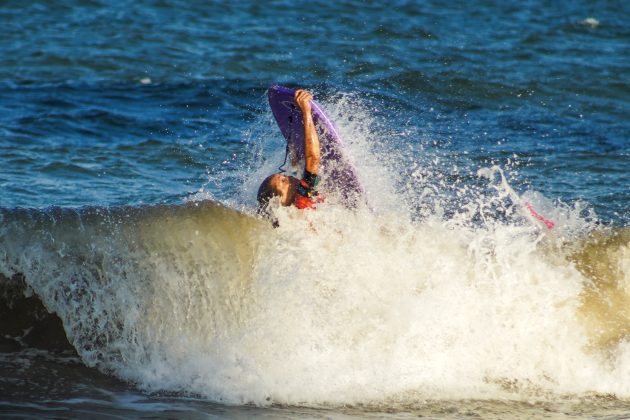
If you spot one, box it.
[294,193,324,209]
[294,173,323,209]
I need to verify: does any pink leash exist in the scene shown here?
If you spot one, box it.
[524,202,555,230]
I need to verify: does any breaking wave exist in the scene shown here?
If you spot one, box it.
[1,93,629,407]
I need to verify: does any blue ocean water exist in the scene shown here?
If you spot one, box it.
[1,1,630,418]
[0,0,628,222]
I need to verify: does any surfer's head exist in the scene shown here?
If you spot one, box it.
[257,173,299,210]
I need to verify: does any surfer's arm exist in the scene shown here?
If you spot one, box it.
[295,89,320,175]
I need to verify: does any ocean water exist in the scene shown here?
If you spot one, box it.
[1,0,629,418]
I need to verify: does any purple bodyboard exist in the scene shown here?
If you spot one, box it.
[267,85,364,206]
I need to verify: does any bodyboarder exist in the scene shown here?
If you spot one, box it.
[257,89,323,212]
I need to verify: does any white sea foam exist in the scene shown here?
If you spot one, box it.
[581,17,600,28]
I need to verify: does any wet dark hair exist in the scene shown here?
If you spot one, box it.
[257,174,280,212]
[257,174,281,227]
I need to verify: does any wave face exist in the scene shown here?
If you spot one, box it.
[1,197,630,405]
[0,203,262,390]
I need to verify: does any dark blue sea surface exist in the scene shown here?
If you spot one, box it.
[1,1,630,418]
[0,0,627,222]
